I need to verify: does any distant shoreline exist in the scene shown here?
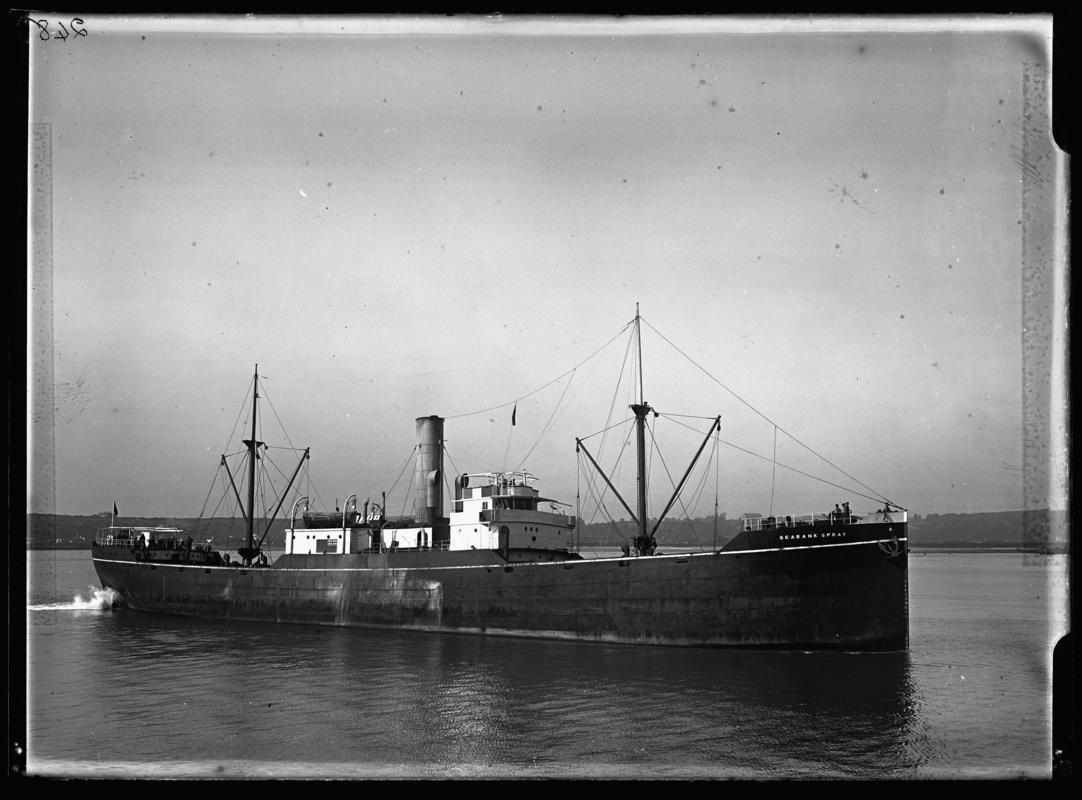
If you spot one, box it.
[27,544,1067,554]
[25,508,1069,553]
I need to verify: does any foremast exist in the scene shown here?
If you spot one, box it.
[236,365,263,565]
[233,364,310,566]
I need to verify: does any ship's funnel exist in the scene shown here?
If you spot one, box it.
[414,416,444,526]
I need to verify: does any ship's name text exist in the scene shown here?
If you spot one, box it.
[778,531,848,542]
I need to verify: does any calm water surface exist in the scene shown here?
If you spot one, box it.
[23,549,1067,779]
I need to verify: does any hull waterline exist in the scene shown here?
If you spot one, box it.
[93,530,908,651]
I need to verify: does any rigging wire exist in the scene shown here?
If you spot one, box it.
[381,444,419,518]
[640,315,896,505]
[200,383,258,545]
[682,435,717,514]
[225,511,238,553]
[682,437,721,550]
[444,447,462,482]
[516,368,577,471]
[501,418,514,474]
[257,462,268,529]
[399,464,416,518]
[686,437,719,512]
[577,454,630,547]
[259,381,298,452]
[194,462,223,528]
[728,442,882,505]
[578,421,636,526]
[442,468,457,513]
[445,320,633,420]
[259,326,625,384]
[660,411,889,506]
[306,466,328,514]
[262,449,291,485]
[551,331,618,432]
[644,423,702,550]
[386,445,419,499]
[258,448,307,530]
[595,327,635,467]
[769,425,777,517]
[222,375,253,460]
[577,417,634,443]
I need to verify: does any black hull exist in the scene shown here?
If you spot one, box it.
[92,522,908,650]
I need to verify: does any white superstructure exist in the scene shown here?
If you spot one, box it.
[282,471,575,556]
[446,471,575,553]
[282,415,576,557]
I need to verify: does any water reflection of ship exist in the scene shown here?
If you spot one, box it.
[78,609,920,774]
[383,637,922,774]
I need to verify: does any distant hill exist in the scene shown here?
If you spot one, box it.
[26,514,273,550]
[27,508,1068,550]
[906,509,1069,547]
[576,516,742,548]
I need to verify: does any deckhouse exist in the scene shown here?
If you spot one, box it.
[283,416,575,559]
[448,471,575,553]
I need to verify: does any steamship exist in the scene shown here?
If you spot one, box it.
[92,314,909,650]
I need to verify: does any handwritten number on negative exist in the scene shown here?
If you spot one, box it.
[30,18,88,40]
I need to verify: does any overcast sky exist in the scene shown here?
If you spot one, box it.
[28,15,1064,523]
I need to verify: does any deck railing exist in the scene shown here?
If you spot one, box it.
[741,510,904,532]
[95,532,134,546]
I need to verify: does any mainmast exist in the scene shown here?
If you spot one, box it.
[631,305,654,556]
[247,365,258,551]
[239,364,263,565]
[577,307,715,558]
